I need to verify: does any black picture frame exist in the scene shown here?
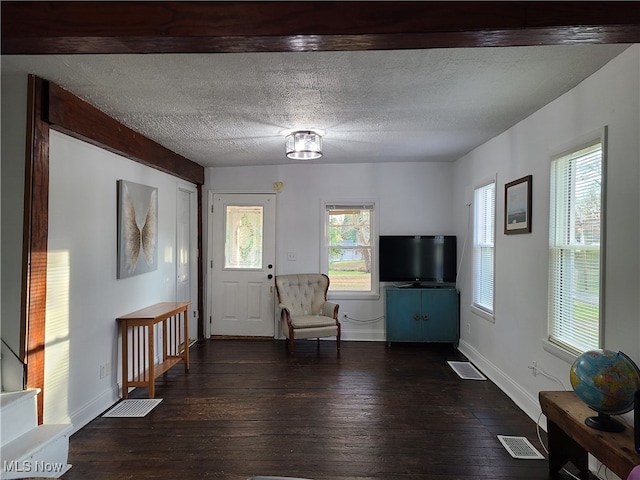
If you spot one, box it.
[504,175,532,235]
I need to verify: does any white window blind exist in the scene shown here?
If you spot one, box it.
[548,140,603,354]
[473,181,495,314]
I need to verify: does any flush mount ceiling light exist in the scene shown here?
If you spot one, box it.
[285,130,322,160]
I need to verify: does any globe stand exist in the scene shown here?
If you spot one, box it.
[585,411,625,432]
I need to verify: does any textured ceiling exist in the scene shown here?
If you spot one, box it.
[1,44,630,168]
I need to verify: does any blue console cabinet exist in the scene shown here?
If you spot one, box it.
[385,287,459,346]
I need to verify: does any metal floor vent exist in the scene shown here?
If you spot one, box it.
[103,399,163,418]
[447,361,486,380]
[497,435,545,460]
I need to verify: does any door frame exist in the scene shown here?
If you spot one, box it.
[176,182,199,342]
[206,190,279,338]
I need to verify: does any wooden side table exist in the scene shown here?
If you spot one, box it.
[116,302,190,399]
[539,390,638,480]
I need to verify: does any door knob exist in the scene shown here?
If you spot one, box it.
[268,264,273,269]
[268,274,273,279]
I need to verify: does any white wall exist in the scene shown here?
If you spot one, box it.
[453,45,640,423]
[205,161,456,340]
[45,131,194,430]
[1,74,28,391]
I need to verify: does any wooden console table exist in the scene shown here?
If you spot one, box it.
[539,390,638,480]
[117,302,190,399]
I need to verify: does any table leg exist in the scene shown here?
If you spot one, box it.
[162,319,168,362]
[121,322,129,399]
[148,324,155,399]
[183,307,189,371]
[547,419,589,478]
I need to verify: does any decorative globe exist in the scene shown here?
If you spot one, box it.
[570,349,640,432]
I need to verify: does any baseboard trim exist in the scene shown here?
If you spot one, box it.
[341,330,386,342]
[458,339,545,429]
[66,384,120,435]
[273,331,386,342]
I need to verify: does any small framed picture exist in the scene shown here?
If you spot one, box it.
[504,175,532,235]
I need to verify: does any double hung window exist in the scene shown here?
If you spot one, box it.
[323,203,376,296]
[473,181,496,316]
[548,136,604,354]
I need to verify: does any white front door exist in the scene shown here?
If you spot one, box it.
[210,193,276,337]
[177,184,198,343]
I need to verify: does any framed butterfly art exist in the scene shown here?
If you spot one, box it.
[117,180,158,279]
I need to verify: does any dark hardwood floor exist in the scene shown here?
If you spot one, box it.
[63,340,592,480]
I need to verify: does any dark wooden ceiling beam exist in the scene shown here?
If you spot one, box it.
[47,82,204,185]
[2,1,639,54]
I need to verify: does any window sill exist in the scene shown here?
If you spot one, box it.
[542,339,578,364]
[328,291,380,301]
[471,304,494,323]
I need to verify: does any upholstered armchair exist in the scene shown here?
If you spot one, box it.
[275,274,340,355]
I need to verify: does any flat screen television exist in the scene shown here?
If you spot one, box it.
[379,235,457,285]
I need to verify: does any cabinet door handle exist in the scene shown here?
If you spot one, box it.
[423,314,429,320]
[414,314,420,321]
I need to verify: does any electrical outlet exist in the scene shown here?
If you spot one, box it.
[530,361,537,376]
[99,362,111,379]
[466,323,471,334]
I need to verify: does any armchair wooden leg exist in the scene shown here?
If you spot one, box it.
[288,325,295,355]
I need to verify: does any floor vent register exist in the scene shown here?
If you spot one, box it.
[447,361,487,380]
[102,399,163,418]
[497,435,545,459]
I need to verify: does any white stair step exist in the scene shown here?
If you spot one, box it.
[1,423,73,479]
[0,389,39,446]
